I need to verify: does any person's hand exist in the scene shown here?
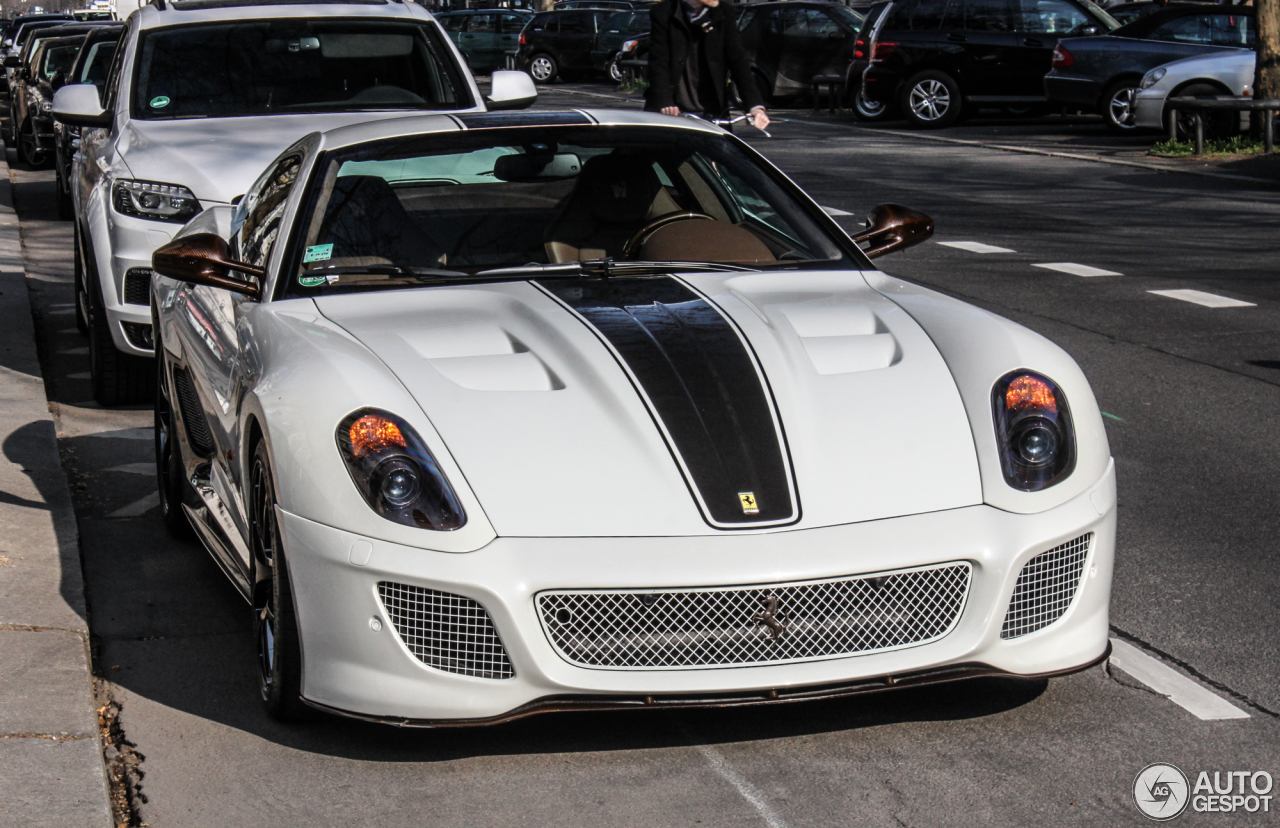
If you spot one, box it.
[661,106,681,116]
[750,107,770,131]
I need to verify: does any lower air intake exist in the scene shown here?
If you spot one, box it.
[1001,533,1092,640]
[378,583,515,680]
[124,268,153,306]
[538,563,971,670]
[172,367,214,457]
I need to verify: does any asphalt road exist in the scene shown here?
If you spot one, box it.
[9,90,1280,827]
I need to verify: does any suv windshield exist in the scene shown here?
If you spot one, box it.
[132,18,472,120]
[283,125,854,297]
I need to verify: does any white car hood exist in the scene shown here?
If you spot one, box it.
[119,112,432,204]
[316,270,982,537]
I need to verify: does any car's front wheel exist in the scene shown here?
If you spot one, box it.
[608,57,623,83]
[528,53,558,84]
[251,440,309,722]
[19,118,47,168]
[900,70,963,129]
[1102,79,1140,134]
[83,228,155,406]
[1165,83,1237,141]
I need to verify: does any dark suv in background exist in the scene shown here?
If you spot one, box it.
[861,0,1118,127]
[517,8,614,83]
[737,1,865,102]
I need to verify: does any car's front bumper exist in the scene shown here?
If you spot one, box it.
[1133,88,1168,130]
[279,461,1117,725]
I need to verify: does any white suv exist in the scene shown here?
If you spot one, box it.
[53,0,536,405]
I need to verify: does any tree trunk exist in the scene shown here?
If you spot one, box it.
[1257,0,1280,141]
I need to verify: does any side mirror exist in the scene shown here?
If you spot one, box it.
[152,233,264,300]
[3,55,18,68]
[852,203,934,259]
[486,69,537,110]
[52,83,111,127]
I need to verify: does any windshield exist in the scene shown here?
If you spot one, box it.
[77,38,116,87]
[40,41,79,79]
[131,18,472,120]
[282,125,854,297]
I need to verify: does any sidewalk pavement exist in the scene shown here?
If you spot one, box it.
[0,153,113,827]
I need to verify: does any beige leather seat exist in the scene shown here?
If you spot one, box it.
[544,154,682,263]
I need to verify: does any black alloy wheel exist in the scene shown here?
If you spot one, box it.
[1166,83,1238,142]
[529,53,558,84]
[608,57,623,83]
[73,226,89,335]
[154,331,194,539]
[251,440,309,722]
[1102,79,1141,134]
[19,118,47,168]
[854,86,893,122]
[900,70,963,129]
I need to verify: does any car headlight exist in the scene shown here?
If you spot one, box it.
[40,99,52,113]
[335,408,467,530]
[112,179,201,224]
[622,39,638,52]
[1140,68,1166,90]
[991,371,1076,492]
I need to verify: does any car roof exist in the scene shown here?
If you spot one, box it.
[438,7,531,12]
[1112,3,1253,35]
[135,0,432,29]
[314,109,725,153]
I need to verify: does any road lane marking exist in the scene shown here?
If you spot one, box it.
[1149,289,1255,308]
[821,206,853,216]
[1032,262,1121,277]
[937,241,1015,254]
[106,492,160,519]
[105,463,153,475]
[87,428,153,440]
[1109,638,1248,721]
[694,743,788,828]
[1101,412,1125,422]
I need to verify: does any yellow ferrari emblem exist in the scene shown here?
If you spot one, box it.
[738,492,759,514]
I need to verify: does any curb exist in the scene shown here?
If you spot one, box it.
[0,150,114,827]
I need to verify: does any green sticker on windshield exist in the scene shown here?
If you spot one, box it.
[303,243,333,263]
[298,273,327,288]
[149,95,170,109]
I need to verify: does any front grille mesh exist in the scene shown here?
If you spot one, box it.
[378,583,515,680]
[123,268,153,306]
[538,564,971,670]
[1001,533,1092,640]
[172,367,214,458]
[122,322,153,350]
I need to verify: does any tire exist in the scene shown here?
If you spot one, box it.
[900,70,963,129]
[528,53,558,84]
[1101,78,1141,134]
[154,334,194,540]
[250,440,309,722]
[18,118,47,169]
[607,57,623,84]
[854,86,894,122]
[73,227,89,336]
[1165,83,1237,141]
[84,229,155,406]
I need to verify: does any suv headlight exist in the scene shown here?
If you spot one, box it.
[1140,68,1166,90]
[621,39,638,53]
[112,179,201,224]
[336,408,467,531]
[991,370,1076,492]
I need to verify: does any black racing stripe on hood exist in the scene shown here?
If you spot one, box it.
[540,276,795,527]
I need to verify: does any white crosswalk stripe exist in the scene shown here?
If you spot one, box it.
[1033,262,1121,277]
[937,241,1015,254]
[1149,289,1255,308]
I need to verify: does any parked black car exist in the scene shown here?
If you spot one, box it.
[861,0,1119,127]
[737,1,865,102]
[516,8,615,82]
[10,35,81,168]
[438,9,533,74]
[1105,1,1183,27]
[4,22,110,148]
[1044,3,1254,132]
[851,0,893,118]
[54,24,121,219]
[555,0,652,10]
[594,8,650,80]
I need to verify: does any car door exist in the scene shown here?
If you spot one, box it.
[556,11,595,70]
[497,13,526,69]
[1007,0,1097,95]
[956,0,1018,97]
[462,13,499,73]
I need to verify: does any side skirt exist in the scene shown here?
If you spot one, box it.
[183,471,253,602]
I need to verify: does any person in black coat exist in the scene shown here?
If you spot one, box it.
[645,0,770,130]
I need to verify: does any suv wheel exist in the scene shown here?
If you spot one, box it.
[1165,83,1236,141]
[529,54,558,84]
[1102,79,1140,134]
[83,231,155,406]
[900,70,963,129]
[608,57,623,83]
[854,87,893,122]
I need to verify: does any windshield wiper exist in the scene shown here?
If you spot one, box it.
[305,264,470,280]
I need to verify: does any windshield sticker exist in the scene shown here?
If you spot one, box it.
[298,273,327,288]
[149,95,170,109]
[303,243,334,264]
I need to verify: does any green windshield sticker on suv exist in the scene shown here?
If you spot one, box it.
[149,95,170,109]
[303,243,334,263]
[298,273,328,288]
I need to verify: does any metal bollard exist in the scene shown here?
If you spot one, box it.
[1168,107,1178,144]
[1266,108,1275,154]
[1194,112,1204,156]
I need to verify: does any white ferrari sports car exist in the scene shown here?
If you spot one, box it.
[150,109,1115,725]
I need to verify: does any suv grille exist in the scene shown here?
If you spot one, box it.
[123,268,153,306]
[1001,533,1092,640]
[172,367,214,457]
[538,563,971,670]
[378,583,515,680]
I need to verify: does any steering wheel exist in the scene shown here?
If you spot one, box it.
[623,212,716,258]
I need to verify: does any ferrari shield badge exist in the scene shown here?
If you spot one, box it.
[738,492,759,514]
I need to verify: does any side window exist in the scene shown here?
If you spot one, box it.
[500,14,528,33]
[1015,0,1091,34]
[441,15,467,32]
[630,12,650,33]
[470,14,497,33]
[911,0,951,30]
[1151,14,1213,43]
[965,0,1011,32]
[808,10,841,36]
[781,8,808,35]
[100,22,132,111]
[79,40,117,88]
[560,12,589,33]
[1208,13,1253,47]
[882,0,920,30]
[238,155,302,271]
[763,8,785,36]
